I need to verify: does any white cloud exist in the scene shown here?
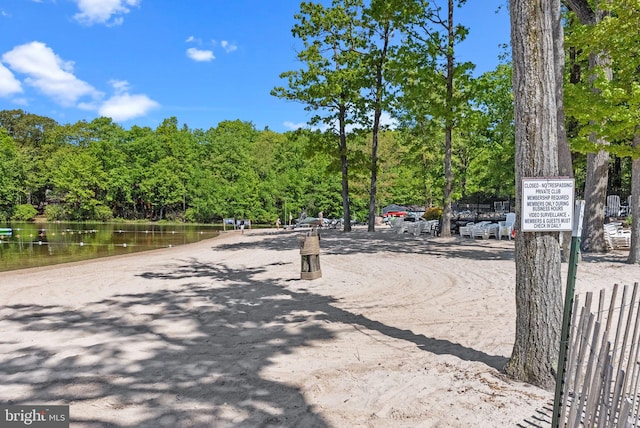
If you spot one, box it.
[72,0,140,26]
[283,121,309,131]
[379,111,398,129]
[2,41,100,106]
[2,42,157,121]
[220,40,238,53]
[282,111,396,133]
[109,79,130,94]
[186,47,214,62]
[0,62,22,97]
[99,93,159,121]
[97,79,158,121]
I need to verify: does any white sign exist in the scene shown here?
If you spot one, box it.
[521,178,574,232]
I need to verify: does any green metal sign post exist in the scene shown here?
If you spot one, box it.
[551,200,585,428]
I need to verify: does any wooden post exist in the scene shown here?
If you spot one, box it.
[298,228,321,280]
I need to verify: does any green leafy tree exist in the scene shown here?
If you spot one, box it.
[79,118,130,218]
[252,129,286,221]
[566,0,640,260]
[565,0,615,252]
[200,120,262,220]
[272,131,312,223]
[0,129,20,221]
[153,118,198,219]
[376,128,434,207]
[465,64,515,199]
[272,0,370,231]
[185,128,222,223]
[140,157,185,220]
[46,146,108,220]
[124,125,156,218]
[391,0,474,236]
[0,109,59,208]
[358,0,406,231]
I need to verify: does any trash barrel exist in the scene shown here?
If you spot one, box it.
[298,229,321,280]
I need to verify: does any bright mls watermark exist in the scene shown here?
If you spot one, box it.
[0,405,69,427]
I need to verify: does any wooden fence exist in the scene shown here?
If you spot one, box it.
[556,282,640,427]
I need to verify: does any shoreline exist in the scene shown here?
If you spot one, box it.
[0,229,235,277]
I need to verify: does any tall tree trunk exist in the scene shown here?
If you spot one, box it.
[440,0,455,238]
[505,0,563,390]
[368,109,380,232]
[339,105,352,232]
[566,0,612,253]
[579,52,612,253]
[580,149,609,251]
[627,132,640,263]
[367,22,390,233]
[554,0,573,261]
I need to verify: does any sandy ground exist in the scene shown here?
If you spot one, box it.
[2,226,640,427]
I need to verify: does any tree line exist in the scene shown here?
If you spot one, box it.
[0,96,513,225]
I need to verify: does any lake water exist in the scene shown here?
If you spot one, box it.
[0,222,222,272]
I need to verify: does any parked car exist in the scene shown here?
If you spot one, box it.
[404,214,425,223]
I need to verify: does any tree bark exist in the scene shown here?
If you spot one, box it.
[627,132,640,263]
[339,104,352,232]
[440,0,455,238]
[580,150,609,251]
[505,0,563,390]
[367,21,391,233]
[554,0,573,261]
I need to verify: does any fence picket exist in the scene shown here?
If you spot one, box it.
[556,284,640,427]
[623,283,640,399]
[585,339,611,425]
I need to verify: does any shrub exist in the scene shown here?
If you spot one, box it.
[164,209,184,222]
[184,208,197,223]
[45,204,67,221]
[92,204,113,222]
[11,204,37,221]
[184,207,214,223]
[423,207,443,221]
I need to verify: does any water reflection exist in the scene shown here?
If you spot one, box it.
[0,222,221,272]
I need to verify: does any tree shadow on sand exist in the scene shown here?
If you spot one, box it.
[1,232,509,427]
[2,264,336,427]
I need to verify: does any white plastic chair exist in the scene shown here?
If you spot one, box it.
[498,213,516,240]
[411,221,425,236]
[425,220,439,236]
[606,195,622,217]
[621,195,631,217]
[603,222,631,249]
[391,218,406,235]
[472,221,497,239]
[459,222,474,238]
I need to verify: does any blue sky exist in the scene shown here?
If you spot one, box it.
[0,1,510,133]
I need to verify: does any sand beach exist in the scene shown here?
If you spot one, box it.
[2,226,640,427]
